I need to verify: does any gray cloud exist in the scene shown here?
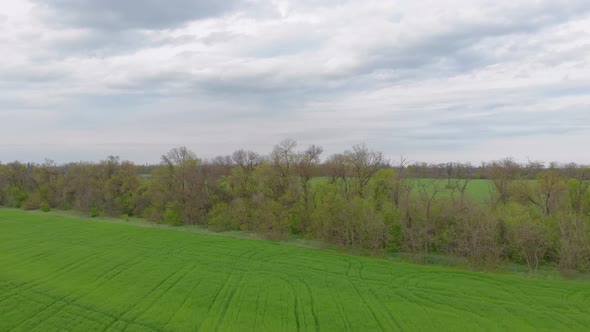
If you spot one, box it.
[1,0,589,164]
[35,0,242,31]
[357,2,590,81]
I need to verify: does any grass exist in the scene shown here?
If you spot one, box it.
[412,178,493,202]
[310,177,494,203]
[2,209,590,331]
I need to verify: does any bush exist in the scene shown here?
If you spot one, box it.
[6,186,28,208]
[502,209,550,272]
[23,193,41,210]
[207,202,240,232]
[40,202,51,212]
[449,205,503,268]
[89,207,101,218]
[164,204,183,226]
[557,213,590,272]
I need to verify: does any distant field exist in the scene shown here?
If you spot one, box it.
[412,178,493,202]
[311,177,494,202]
[2,209,590,331]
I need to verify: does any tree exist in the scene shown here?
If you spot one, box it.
[534,170,568,215]
[228,149,262,199]
[450,205,503,267]
[487,158,519,206]
[391,155,413,209]
[401,180,444,256]
[100,157,140,216]
[269,139,297,196]
[567,167,590,215]
[501,203,549,272]
[515,170,567,216]
[294,144,323,234]
[369,168,397,211]
[557,213,590,272]
[344,143,386,197]
[325,153,351,197]
[152,147,208,225]
[446,162,453,186]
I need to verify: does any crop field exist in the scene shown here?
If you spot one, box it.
[411,178,492,202]
[2,209,590,331]
[311,177,494,202]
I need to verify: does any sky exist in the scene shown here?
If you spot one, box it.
[1,0,589,165]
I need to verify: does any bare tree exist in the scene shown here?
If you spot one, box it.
[515,170,568,216]
[325,153,351,197]
[345,143,387,197]
[451,206,503,267]
[270,139,297,196]
[508,219,549,273]
[446,162,453,186]
[391,155,414,209]
[487,157,519,206]
[401,180,444,256]
[525,159,544,179]
[228,149,263,199]
[157,147,208,225]
[232,149,263,172]
[450,163,473,211]
[294,145,323,233]
[568,167,590,214]
[557,213,590,271]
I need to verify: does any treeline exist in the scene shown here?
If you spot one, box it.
[1,141,589,272]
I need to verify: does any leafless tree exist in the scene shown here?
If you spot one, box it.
[487,157,519,206]
[345,143,387,197]
[270,139,297,196]
[568,167,590,214]
[294,145,323,232]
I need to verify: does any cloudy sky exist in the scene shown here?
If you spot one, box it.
[1,0,589,164]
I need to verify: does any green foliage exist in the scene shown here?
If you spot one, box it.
[556,213,590,271]
[388,220,404,252]
[40,202,51,212]
[368,168,397,209]
[311,183,389,250]
[448,206,504,267]
[89,207,101,218]
[1,146,589,272]
[5,186,28,208]
[2,209,590,331]
[567,178,590,215]
[207,201,242,232]
[163,203,183,226]
[499,203,551,271]
[22,192,41,210]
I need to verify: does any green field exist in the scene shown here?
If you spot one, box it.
[412,178,492,202]
[311,177,494,202]
[2,210,590,331]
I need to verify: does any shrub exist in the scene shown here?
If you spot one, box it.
[449,205,503,268]
[164,204,183,226]
[503,212,550,272]
[23,193,41,210]
[208,202,240,232]
[557,213,590,272]
[89,207,101,218]
[40,202,51,212]
[6,186,28,208]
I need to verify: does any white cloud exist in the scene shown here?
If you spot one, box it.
[1,0,589,164]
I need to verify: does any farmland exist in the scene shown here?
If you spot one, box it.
[310,177,494,202]
[2,209,590,331]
